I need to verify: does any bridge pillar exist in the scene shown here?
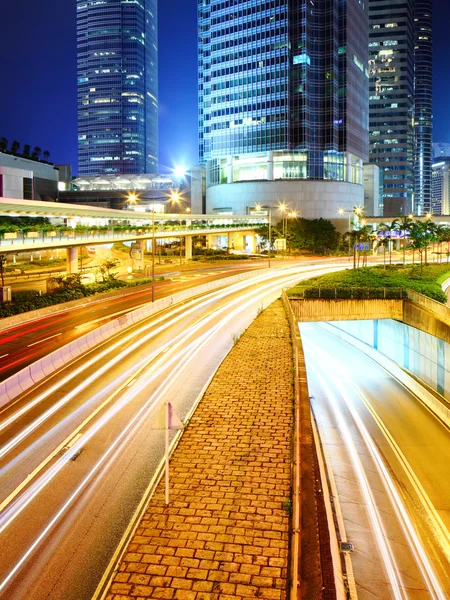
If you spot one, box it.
[185,236,192,260]
[232,233,245,251]
[66,247,79,274]
[206,234,216,249]
[227,232,233,253]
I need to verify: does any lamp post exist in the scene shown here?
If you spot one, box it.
[338,207,363,255]
[255,204,272,267]
[169,191,185,267]
[278,203,288,257]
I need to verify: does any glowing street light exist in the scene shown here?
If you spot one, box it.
[174,165,186,178]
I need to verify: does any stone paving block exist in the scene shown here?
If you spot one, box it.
[103,302,293,600]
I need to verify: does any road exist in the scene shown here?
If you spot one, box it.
[300,323,450,599]
[0,262,348,600]
[0,262,271,381]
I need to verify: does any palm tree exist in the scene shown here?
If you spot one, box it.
[440,226,450,263]
[0,137,7,153]
[10,140,20,155]
[409,221,430,276]
[378,220,398,266]
[22,144,31,158]
[32,146,42,160]
[43,150,50,163]
[394,215,413,265]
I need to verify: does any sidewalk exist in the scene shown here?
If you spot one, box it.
[105,300,294,600]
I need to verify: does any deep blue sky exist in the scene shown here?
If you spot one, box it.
[0,2,448,175]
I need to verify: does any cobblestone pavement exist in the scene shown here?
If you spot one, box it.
[105,300,294,600]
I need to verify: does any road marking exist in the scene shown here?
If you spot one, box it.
[27,334,61,347]
[0,354,9,360]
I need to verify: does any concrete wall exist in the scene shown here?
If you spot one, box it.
[290,298,404,322]
[206,180,364,230]
[0,153,58,200]
[0,166,32,199]
[328,319,450,401]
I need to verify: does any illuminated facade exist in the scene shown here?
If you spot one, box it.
[368,0,432,216]
[414,0,433,215]
[432,159,450,216]
[198,0,369,219]
[77,0,158,176]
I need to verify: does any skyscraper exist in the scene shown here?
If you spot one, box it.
[414,0,433,214]
[198,0,369,221]
[368,0,415,216]
[77,0,158,176]
[368,0,432,216]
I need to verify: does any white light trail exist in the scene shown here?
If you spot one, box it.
[0,269,305,592]
[304,333,447,599]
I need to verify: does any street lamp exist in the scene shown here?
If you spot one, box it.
[338,207,361,254]
[278,203,288,257]
[169,191,185,266]
[255,204,272,267]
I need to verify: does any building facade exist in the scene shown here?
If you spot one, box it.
[198,0,369,222]
[77,0,158,176]
[368,0,432,217]
[432,159,450,216]
[0,152,60,201]
[413,0,432,215]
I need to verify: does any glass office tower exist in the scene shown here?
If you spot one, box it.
[414,0,433,214]
[368,0,432,216]
[77,0,158,176]
[198,0,369,207]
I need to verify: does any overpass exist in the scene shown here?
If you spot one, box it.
[0,197,267,272]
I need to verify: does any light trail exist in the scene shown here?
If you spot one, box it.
[0,270,305,592]
[0,269,304,517]
[307,361,407,599]
[0,264,342,456]
[304,333,447,599]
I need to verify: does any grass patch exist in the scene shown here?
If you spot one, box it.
[287,264,450,304]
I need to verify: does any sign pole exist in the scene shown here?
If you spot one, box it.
[165,402,169,506]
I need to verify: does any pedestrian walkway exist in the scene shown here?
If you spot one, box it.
[105,300,294,600]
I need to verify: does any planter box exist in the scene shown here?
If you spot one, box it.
[3,232,17,240]
[26,231,39,238]
[45,231,57,237]
[62,231,75,238]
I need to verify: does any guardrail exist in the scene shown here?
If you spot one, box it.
[405,288,450,321]
[290,287,404,300]
[0,268,267,406]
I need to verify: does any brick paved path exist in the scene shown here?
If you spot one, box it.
[106,300,294,600]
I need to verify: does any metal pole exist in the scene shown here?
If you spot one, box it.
[151,198,155,302]
[180,219,182,267]
[165,402,170,505]
[268,209,271,268]
[348,212,351,255]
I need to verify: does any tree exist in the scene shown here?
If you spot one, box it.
[10,140,20,155]
[0,254,6,287]
[97,258,120,282]
[31,146,42,160]
[378,220,398,265]
[285,218,340,255]
[409,221,431,276]
[22,144,31,158]
[43,150,51,163]
[394,215,413,265]
[0,137,7,153]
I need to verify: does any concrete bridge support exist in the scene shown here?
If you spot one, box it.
[185,235,192,260]
[66,247,79,274]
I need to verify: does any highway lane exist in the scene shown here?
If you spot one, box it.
[0,262,348,600]
[0,256,355,382]
[0,262,272,381]
[300,323,450,599]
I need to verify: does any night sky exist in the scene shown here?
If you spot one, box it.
[0,1,448,175]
